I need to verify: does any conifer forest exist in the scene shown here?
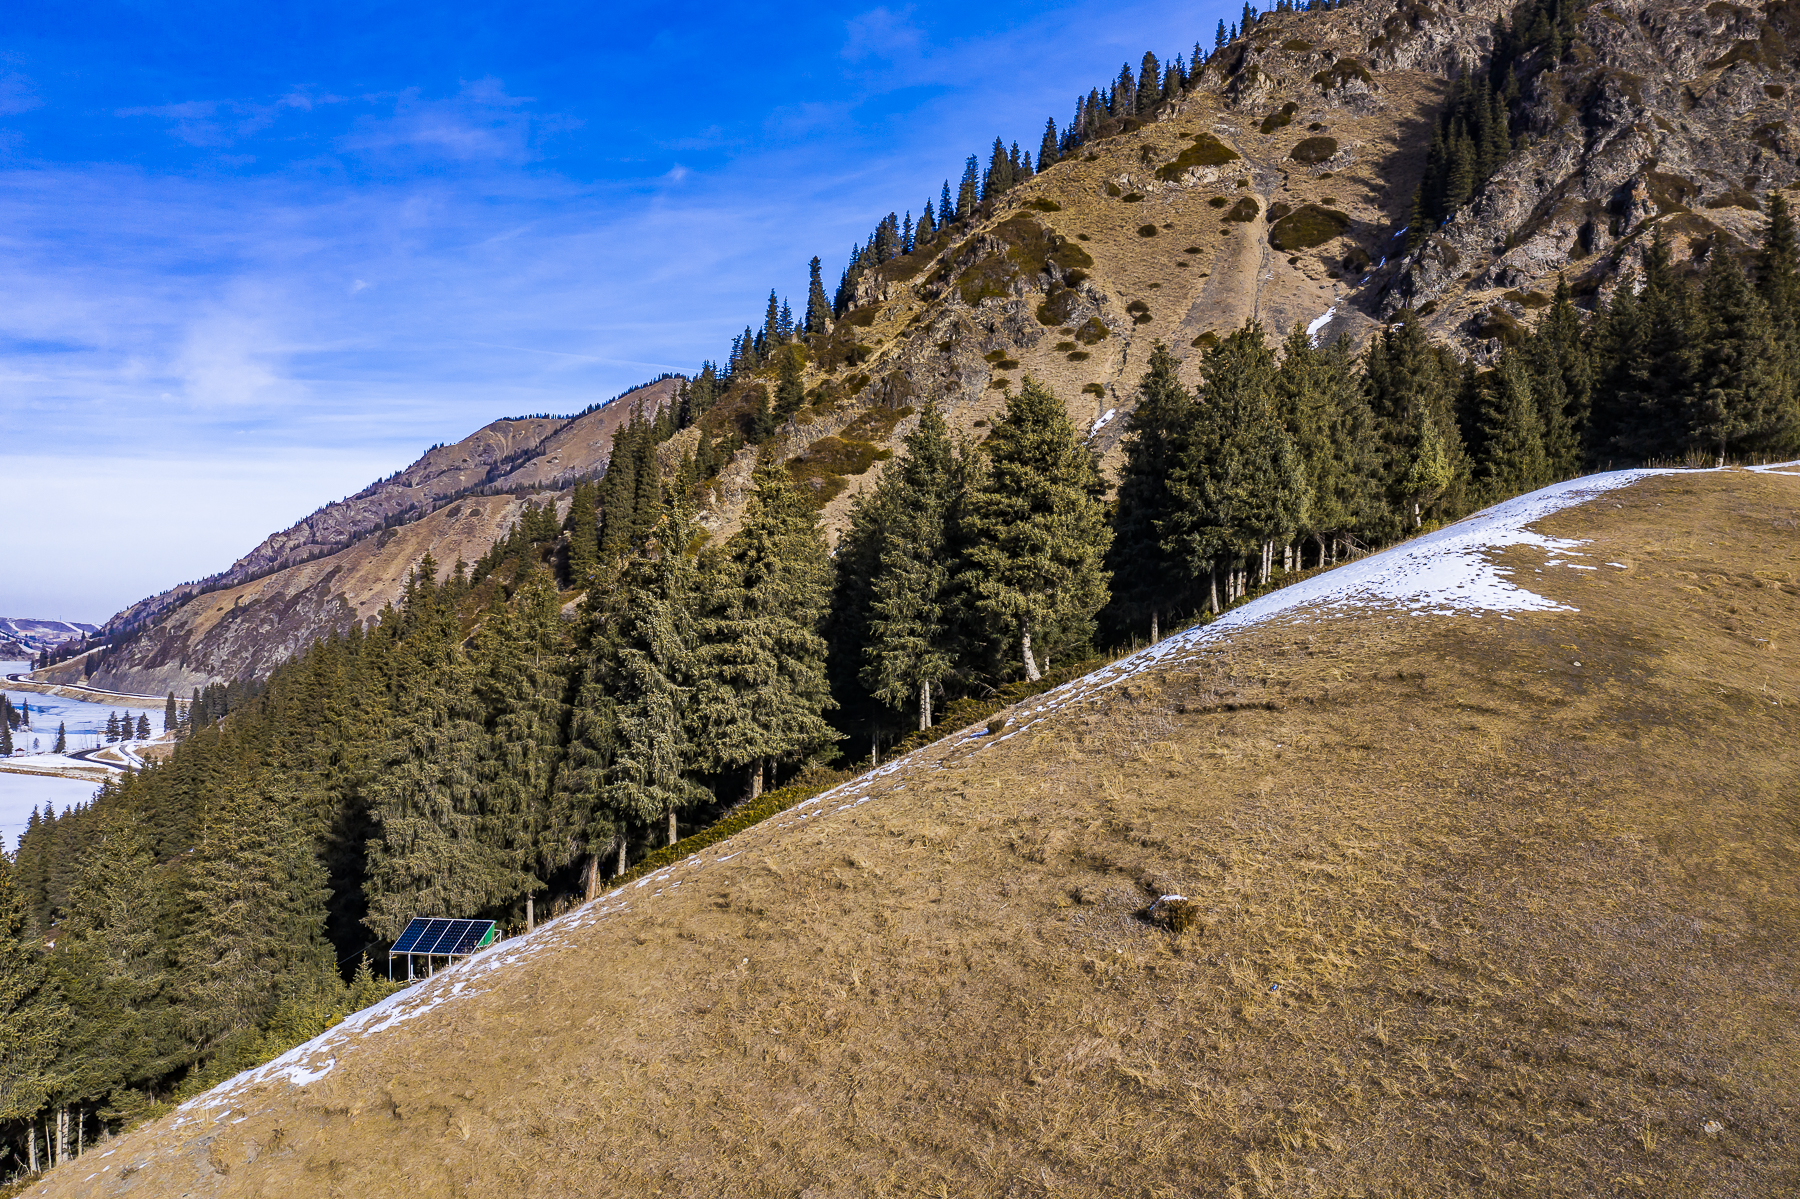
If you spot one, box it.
[5,0,1800,1172]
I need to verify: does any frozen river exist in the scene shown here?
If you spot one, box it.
[0,661,165,852]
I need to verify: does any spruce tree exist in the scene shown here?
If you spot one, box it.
[956,155,980,221]
[1038,118,1059,170]
[50,802,180,1103]
[53,723,66,754]
[565,480,600,586]
[179,772,337,1054]
[960,378,1112,680]
[1693,249,1776,463]
[983,138,1011,202]
[600,503,709,850]
[0,851,62,1124]
[774,347,806,422]
[1525,278,1592,478]
[864,405,960,729]
[469,568,567,900]
[1474,351,1552,501]
[362,570,506,938]
[805,256,832,337]
[163,692,178,733]
[135,714,151,740]
[691,461,837,798]
[762,290,783,347]
[1166,323,1309,595]
[1364,313,1468,532]
[1138,52,1160,113]
[1107,343,1194,639]
[917,201,936,245]
[1276,324,1375,563]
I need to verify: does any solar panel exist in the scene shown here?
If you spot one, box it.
[391,917,496,956]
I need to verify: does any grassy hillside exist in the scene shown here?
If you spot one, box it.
[35,467,1798,1198]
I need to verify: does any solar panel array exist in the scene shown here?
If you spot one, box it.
[392,917,495,956]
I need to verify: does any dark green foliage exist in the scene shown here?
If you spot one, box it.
[1106,343,1196,637]
[863,406,960,729]
[959,378,1112,680]
[0,853,61,1122]
[691,461,837,797]
[1288,136,1338,164]
[1269,205,1350,251]
[1473,352,1552,501]
[1365,313,1468,532]
[1162,325,1309,602]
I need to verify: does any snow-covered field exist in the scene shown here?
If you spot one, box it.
[0,772,100,853]
[1,660,159,850]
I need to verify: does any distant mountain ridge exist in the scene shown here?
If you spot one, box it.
[0,618,97,662]
[34,377,678,696]
[101,377,682,643]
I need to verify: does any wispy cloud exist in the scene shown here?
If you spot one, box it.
[0,70,41,116]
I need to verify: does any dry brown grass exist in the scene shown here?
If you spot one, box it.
[37,472,1800,1198]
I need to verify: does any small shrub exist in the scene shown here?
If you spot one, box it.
[988,377,1010,389]
[1155,133,1241,182]
[986,715,1009,736]
[1208,196,1229,208]
[1282,38,1314,52]
[1223,197,1260,223]
[1075,316,1109,344]
[1055,340,1077,351]
[1067,350,1091,361]
[1026,197,1062,211]
[1183,245,1203,254]
[1105,181,1124,197]
[1137,224,1159,237]
[1502,289,1553,309]
[1259,102,1299,134]
[1269,204,1351,251]
[1191,331,1219,348]
[1126,299,1152,325]
[1267,201,1293,221]
[1081,383,1105,396]
[1123,192,1145,203]
[1289,136,1339,164]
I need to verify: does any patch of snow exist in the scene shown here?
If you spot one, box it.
[1089,408,1118,437]
[1306,306,1337,345]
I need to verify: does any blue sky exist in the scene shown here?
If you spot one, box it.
[0,0,1234,622]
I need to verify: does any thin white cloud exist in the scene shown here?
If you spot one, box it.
[842,7,924,61]
[0,70,43,116]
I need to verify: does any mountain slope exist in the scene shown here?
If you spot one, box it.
[692,0,1800,542]
[36,466,1800,1198]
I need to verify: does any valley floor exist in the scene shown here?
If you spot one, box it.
[26,467,1800,1198]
